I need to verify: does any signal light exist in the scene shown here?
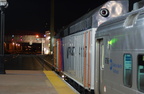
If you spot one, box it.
[99,8,109,17]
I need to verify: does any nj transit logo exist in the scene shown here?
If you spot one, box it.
[109,59,122,74]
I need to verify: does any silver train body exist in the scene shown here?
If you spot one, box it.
[54,0,129,93]
[95,6,144,94]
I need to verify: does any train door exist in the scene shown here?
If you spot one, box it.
[99,39,105,94]
[95,39,105,94]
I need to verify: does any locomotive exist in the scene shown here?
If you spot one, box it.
[53,0,130,94]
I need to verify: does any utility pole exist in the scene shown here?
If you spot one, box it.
[50,0,55,54]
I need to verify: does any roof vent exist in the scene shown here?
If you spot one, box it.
[133,0,144,10]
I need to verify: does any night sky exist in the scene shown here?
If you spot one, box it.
[4,0,139,35]
[4,0,106,35]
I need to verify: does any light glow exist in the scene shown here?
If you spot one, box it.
[104,86,106,93]
[12,42,15,45]
[62,75,65,80]
[108,38,118,45]
[36,35,39,38]
[46,36,51,40]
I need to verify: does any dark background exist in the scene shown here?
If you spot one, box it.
[4,0,140,35]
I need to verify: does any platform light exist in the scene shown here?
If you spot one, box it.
[51,51,53,55]
[12,35,14,37]
[46,36,51,40]
[44,49,49,54]
[0,0,8,8]
[48,43,50,47]
[36,35,39,38]
[12,42,15,45]
[44,34,46,37]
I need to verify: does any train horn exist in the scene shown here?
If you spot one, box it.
[99,8,109,17]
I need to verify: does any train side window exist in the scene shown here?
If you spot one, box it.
[138,55,144,92]
[124,54,132,87]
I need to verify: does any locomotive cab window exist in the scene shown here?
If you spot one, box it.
[124,54,132,87]
[138,55,144,92]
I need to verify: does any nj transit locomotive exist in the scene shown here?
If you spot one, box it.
[53,0,129,94]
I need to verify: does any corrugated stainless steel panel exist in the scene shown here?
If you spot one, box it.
[62,29,96,89]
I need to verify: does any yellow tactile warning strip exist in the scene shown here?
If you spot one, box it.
[43,71,78,94]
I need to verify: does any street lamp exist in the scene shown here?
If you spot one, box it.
[0,0,8,74]
[0,0,8,7]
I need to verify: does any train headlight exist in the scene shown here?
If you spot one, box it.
[62,75,64,78]
[99,8,109,17]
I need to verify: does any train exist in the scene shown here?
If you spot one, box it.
[94,1,144,94]
[52,0,144,94]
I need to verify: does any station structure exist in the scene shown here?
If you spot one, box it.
[4,31,51,54]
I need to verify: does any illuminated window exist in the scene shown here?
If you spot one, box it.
[138,55,144,92]
[124,54,132,87]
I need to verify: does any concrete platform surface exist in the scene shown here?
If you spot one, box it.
[0,70,58,94]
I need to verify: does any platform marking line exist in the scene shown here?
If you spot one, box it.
[44,71,77,94]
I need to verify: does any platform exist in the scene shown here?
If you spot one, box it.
[0,70,79,94]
